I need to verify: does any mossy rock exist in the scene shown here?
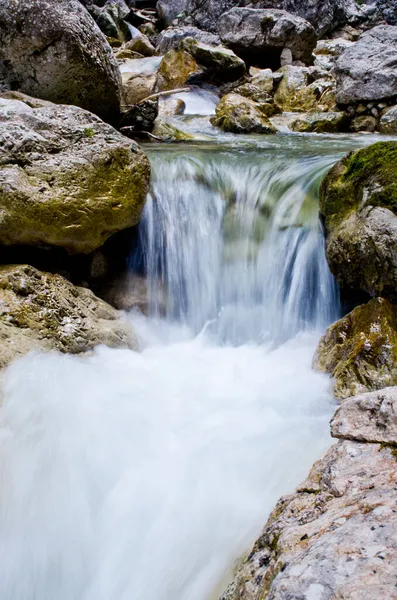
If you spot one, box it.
[290,111,349,133]
[180,38,246,82]
[210,93,277,134]
[320,142,397,299]
[156,50,199,92]
[314,298,397,399]
[152,118,196,141]
[0,264,137,368]
[0,95,150,254]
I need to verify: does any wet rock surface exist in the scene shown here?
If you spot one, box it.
[0,264,137,369]
[211,93,277,134]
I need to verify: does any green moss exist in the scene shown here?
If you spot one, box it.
[83,127,95,138]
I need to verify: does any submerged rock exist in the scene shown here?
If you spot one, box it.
[219,437,397,600]
[320,142,397,300]
[314,298,397,399]
[218,8,317,68]
[0,0,121,123]
[335,25,397,105]
[0,264,137,369]
[0,94,150,254]
[210,93,277,134]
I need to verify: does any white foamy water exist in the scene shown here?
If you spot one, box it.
[0,136,369,600]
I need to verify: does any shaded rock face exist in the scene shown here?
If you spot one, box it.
[0,264,137,369]
[320,142,397,300]
[0,0,122,123]
[335,25,397,105]
[314,298,397,399]
[210,93,277,134]
[218,8,317,69]
[0,94,150,254]
[219,390,397,600]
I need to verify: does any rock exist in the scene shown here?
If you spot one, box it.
[120,99,158,133]
[0,94,150,254]
[350,115,377,132]
[274,65,336,112]
[0,264,137,368]
[91,0,132,41]
[250,69,275,94]
[120,56,162,105]
[152,118,196,141]
[218,8,317,68]
[219,438,397,600]
[180,39,246,83]
[320,142,397,300]
[0,0,122,123]
[331,387,397,444]
[379,105,397,134]
[335,25,397,105]
[210,93,277,134]
[314,298,397,399]
[156,26,220,54]
[158,96,186,116]
[102,272,167,314]
[156,49,199,91]
[314,37,355,71]
[234,83,274,107]
[124,26,157,56]
[289,111,349,133]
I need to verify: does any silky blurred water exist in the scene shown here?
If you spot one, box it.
[0,134,373,600]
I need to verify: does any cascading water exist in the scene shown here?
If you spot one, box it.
[0,135,370,600]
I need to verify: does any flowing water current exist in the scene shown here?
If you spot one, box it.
[0,134,374,600]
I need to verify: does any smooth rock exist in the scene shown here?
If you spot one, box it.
[314,298,397,399]
[289,111,348,133]
[335,25,397,105]
[320,142,397,300]
[124,26,157,56]
[0,94,150,254]
[156,49,199,91]
[219,8,317,68]
[210,93,277,134]
[0,0,121,123]
[0,264,137,368]
[180,39,246,83]
[158,96,186,116]
[331,387,397,444]
[120,56,162,105]
[156,26,220,53]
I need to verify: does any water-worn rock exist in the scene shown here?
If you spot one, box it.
[274,65,336,112]
[158,96,186,116]
[219,438,397,600]
[313,37,355,71]
[0,94,150,254]
[335,25,397,105]
[379,105,397,134]
[0,0,122,123]
[156,26,220,53]
[210,93,277,134]
[181,39,246,83]
[156,49,199,91]
[219,8,317,68]
[331,387,397,444]
[120,56,162,105]
[314,298,397,399]
[152,118,196,141]
[0,264,137,368]
[320,142,397,300]
[350,115,377,132]
[289,111,348,133]
[124,26,156,56]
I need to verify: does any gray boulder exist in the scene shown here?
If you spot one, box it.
[218,8,317,68]
[156,26,220,53]
[0,0,122,123]
[335,25,397,105]
[0,93,150,254]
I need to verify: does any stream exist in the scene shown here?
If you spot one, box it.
[0,133,378,600]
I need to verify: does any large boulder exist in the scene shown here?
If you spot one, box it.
[180,39,246,83]
[218,8,317,68]
[156,49,199,91]
[210,93,277,134]
[156,26,220,54]
[320,142,397,300]
[335,26,397,105]
[0,264,137,369]
[314,298,397,399]
[219,436,397,600]
[0,94,150,254]
[0,0,122,123]
[274,65,336,112]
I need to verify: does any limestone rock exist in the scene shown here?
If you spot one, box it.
[156,50,199,91]
[314,298,397,399]
[218,8,317,68]
[120,57,162,105]
[156,26,220,54]
[124,27,156,57]
[158,96,186,117]
[289,111,348,133]
[0,94,150,254]
[0,264,137,368]
[274,65,336,112]
[335,25,397,105]
[320,142,397,300]
[379,105,397,134]
[152,118,196,141]
[0,0,121,123]
[210,93,277,134]
[180,39,246,83]
[314,38,355,71]
[331,387,397,444]
[219,439,397,600]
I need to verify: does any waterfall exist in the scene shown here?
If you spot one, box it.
[0,136,367,600]
[140,143,340,343]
